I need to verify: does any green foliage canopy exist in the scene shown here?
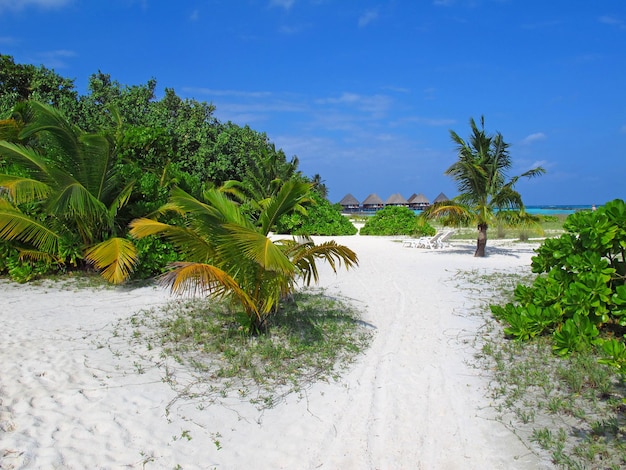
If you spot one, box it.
[360,206,435,236]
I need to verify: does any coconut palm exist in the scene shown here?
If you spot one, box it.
[129,179,358,333]
[0,101,137,282]
[424,116,545,257]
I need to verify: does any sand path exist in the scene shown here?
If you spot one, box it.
[0,236,553,469]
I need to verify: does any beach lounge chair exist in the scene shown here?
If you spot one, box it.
[415,229,455,249]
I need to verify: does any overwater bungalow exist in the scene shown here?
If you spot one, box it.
[433,192,450,204]
[385,193,409,207]
[407,193,430,210]
[338,193,360,212]
[362,193,384,212]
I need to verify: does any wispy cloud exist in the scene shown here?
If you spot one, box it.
[34,49,76,68]
[316,92,392,117]
[279,23,311,34]
[599,15,625,29]
[522,132,547,144]
[521,19,562,30]
[189,9,199,21]
[358,8,379,28]
[0,0,72,11]
[269,0,295,10]
[181,88,273,99]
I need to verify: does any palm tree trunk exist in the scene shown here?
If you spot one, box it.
[475,223,488,257]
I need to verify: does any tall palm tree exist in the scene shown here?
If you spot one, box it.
[424,116,545,257]
[129,180,358,333]
[0,101,137,282]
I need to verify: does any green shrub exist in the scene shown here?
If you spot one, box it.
[131,235,180,280]
[359,206,436,236]
[276,192,357,236]
[491,199,626,363]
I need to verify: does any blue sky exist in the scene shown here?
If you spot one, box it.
[1,0,624,206]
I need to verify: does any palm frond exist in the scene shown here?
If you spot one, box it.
[288,239,359,285]
[18,248,58,264]
[0,208,60,253]
[46,182,108,221]
[259,180,312,234]
[224,223,295,274]
[0,141,52,181]
[158,262,257,316]
[129,217,215,262]
[19,102,82,168]
[84,237,138,284]
[0,174,52,204]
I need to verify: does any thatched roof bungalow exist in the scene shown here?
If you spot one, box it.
[385,193,409,207]
[338,193,360,212]
[362,193,384,211]
[407,193,430,209]
[433,192,450,203]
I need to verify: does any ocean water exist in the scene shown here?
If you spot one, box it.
[348,205,595,216]
[525,205,594,215]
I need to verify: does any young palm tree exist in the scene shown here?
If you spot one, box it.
[129,180,358,333]
[0,101,137,282]
[424,116,545,257]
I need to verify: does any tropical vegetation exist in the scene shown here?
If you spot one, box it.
[275,191,357,236]
[491,199,626,364]
[360,205,435,236]
[0,101,137,283]
[0,54,354,285]
[129,182,358,333]
[423,116,545,256]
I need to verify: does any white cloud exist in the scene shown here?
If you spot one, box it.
[31,49,77,68]
[358,9,379,28]
[0,0,72,11]
[522,132,547,144]
[189,9,199,21]
[620,124,626,134]
[316,92,392,117]
[599,15,625,29]
[269,0,295,9]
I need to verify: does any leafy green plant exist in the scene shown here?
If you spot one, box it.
[0,101,138,283]
[275,192,357,236]
[491,198,626,363]
[360,205,435,236]
[130,181,358,333]
[490,303,561,341]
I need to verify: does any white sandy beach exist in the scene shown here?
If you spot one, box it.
[0,235,554,469]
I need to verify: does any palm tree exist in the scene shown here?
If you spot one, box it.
[424,116,545,257]
[0,101,137,282]
[129,180,358,333]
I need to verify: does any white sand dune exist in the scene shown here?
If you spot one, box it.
[0,236,554,469]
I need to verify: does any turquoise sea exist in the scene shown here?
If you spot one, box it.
[525,205,594,215]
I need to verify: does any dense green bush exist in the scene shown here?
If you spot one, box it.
[130,236,180,280]
[359,206,436,236]
[275,192,357,236]
[490,199,626,369]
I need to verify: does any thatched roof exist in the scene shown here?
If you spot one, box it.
[408,193,430,204]
[339,193,360,206]
[362,193,384,206]
[385,193,408,205]
[433,192,450,203]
